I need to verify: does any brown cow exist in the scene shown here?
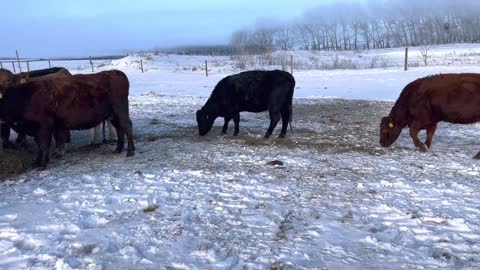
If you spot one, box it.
[0,67,72,148]
[0,70,134,169]
[380,73,480,158]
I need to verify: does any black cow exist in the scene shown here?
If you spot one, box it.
[196,70,295,138]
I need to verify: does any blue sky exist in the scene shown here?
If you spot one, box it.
[0,0,333,57]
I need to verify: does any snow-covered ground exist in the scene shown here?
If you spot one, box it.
[1,44,480,269]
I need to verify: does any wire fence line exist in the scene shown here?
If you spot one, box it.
[0,54,128,73]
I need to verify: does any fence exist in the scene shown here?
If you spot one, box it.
[0,54,128,73]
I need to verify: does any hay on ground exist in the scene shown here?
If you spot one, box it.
[0,151,31,180]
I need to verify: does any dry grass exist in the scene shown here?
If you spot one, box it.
[0,150,32,180]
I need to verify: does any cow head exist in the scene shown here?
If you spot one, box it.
[380,116,403,147]
[0,88,5,122]
[0,70,30,94]
[12,73,29,86]
[196,109,215,136]
[0,69,14,94]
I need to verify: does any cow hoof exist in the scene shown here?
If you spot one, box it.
[278,134,286,138]
[37,166,47,171]
[233,132,239,136]
[53,153,64,159]
[126,151,135,157]
[473,153,480,160]
[90,143,103,148]
[419,146,428,153]
[114,149,123,154]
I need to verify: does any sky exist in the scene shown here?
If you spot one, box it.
[0,0,337,58]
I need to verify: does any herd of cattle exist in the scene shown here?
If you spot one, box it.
[1,66,480,171]
[0,68,134,169]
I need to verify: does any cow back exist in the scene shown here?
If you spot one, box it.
[420,74,480,124]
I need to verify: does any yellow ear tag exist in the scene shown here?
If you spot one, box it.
[388,122,394,128]
[20,78,27,84]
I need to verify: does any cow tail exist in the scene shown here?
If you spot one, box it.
[288,80,295,134]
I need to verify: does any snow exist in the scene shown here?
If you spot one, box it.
[1,44,480,269]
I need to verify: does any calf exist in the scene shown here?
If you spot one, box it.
[196,70,295,138]
[0,70,134,169]
[380,73,480,158]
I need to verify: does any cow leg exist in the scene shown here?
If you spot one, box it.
[53,128,68,159]
[265,111,281,139]
[233,113,240,136]
[113,125,125,154]
[66,130,71,144]
[107,120,117,143]
[35,126,53,170]
[112,99,135,157]
[1,123,14,148]
[425,123,437,149]
[125,120,135,157]
[221,116,232,135]
[33,146,42,167]
[111,117,132,156]
[279,106,290,138]
[16,133,27,147]
[91,124,101,145]
[409,125,428,152]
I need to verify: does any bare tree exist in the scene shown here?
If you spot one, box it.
[419,44,431,66]
[230,0,480,52]
[276,25,296,51]
[252,27,277,52]
[295,24,313,50]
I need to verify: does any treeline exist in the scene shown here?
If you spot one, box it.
[230,0,480,53]
[156,45,235,56]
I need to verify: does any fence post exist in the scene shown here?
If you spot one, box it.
[16,50,22,72]
[205,60,208,77]
[89,56,94,72]
[404,47,408,71]
[27,61,30,72]
[0,62,3,69]
[48,60,51,68]
[11,62,16,73]
[290,55,294,74]
[140,59,144,73]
